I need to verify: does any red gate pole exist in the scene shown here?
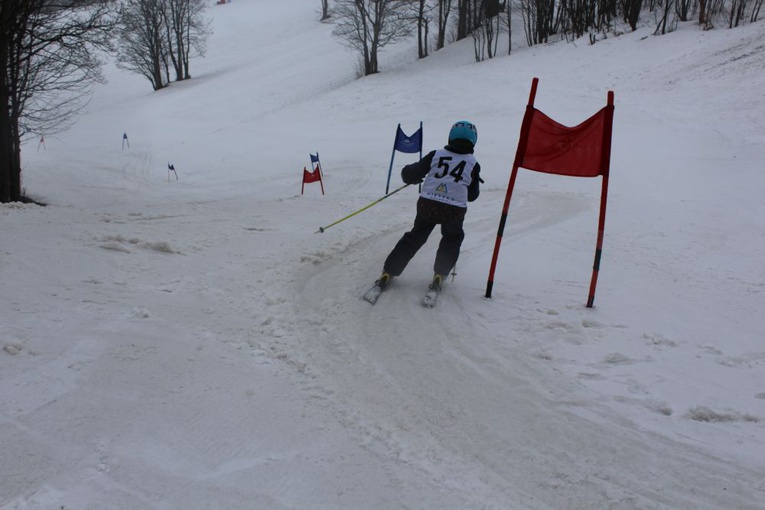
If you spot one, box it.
[586,90,615,308]
[485,78,539,298]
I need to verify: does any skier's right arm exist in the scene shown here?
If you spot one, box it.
[401,151,436,184]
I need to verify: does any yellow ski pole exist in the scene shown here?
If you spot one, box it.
[315,183,411,234]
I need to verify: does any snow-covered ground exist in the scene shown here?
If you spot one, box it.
[2,1,764,508]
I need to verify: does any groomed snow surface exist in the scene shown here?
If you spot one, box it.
[2,1,764,508]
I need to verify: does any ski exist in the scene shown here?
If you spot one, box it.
[422,287,440,308]
[363,283,385,304]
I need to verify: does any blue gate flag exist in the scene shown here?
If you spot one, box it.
[310,152,324,177]
[394,125,423,153]
[387,122,423,193]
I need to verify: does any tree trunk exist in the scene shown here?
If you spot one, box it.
[321,0,330,20]
[369,39,379,74]
[506,0,512,55]
[457,0,468,40]
[0,20,19,202]
[418,6,426,58]
[0,100,22,202]
[0,117,14,202]
[437,0,451,50]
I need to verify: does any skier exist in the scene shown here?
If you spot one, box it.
[366,120,482,306]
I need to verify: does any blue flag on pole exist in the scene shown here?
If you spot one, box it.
[393,125,423,153]
[310,152,323,176]
[386,122,423,193]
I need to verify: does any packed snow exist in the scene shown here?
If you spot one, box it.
[2,1,764,508]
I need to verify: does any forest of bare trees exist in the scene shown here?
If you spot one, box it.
[328,0,763,74]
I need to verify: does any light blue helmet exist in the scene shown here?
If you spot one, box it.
[448,120,478,147]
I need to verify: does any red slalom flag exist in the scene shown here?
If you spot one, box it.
[486,77,615,307]
[521,106,612,178]
[301,166,324,195]
[303,167,321,183]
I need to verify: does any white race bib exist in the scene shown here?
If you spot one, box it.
[419,149,477,208]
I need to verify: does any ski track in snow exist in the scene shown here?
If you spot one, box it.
[289,191,764,509]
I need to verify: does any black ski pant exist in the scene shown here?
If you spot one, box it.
[383,197,466,278]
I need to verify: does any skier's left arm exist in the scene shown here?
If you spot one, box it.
[401,151,436,184]
[468,162,483,202]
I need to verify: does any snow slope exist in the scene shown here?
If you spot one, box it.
[2,1,764,508]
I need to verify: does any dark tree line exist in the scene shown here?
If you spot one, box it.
[518,0,763,40]
[0,0,117,203]
[328,0,763,75]
[331,0,506,74]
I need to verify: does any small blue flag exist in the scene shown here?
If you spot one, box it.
[394,126,422,154]
[310,153,320,163]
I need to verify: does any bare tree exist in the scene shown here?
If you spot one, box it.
[116,0,167,90]
[456,0,470,39]
[435,0,453,50]
[163,0,211,82]
[410,0,436,58]
[472,0,502,61]
[499,0,514,55]
[456,0,484,40]
[698,0,709,26]
[559,0,607,40]
[674,0,693,19]
[752,0,763,21]
[116,0,210,90]
[699,0,727,25]
[320,0,331,21]
[332,0,413,76]
[0,0,117,203]
[621,0,643,30]
[518,0,558,45]
[729,0,748,26]
[654,0,677,34]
